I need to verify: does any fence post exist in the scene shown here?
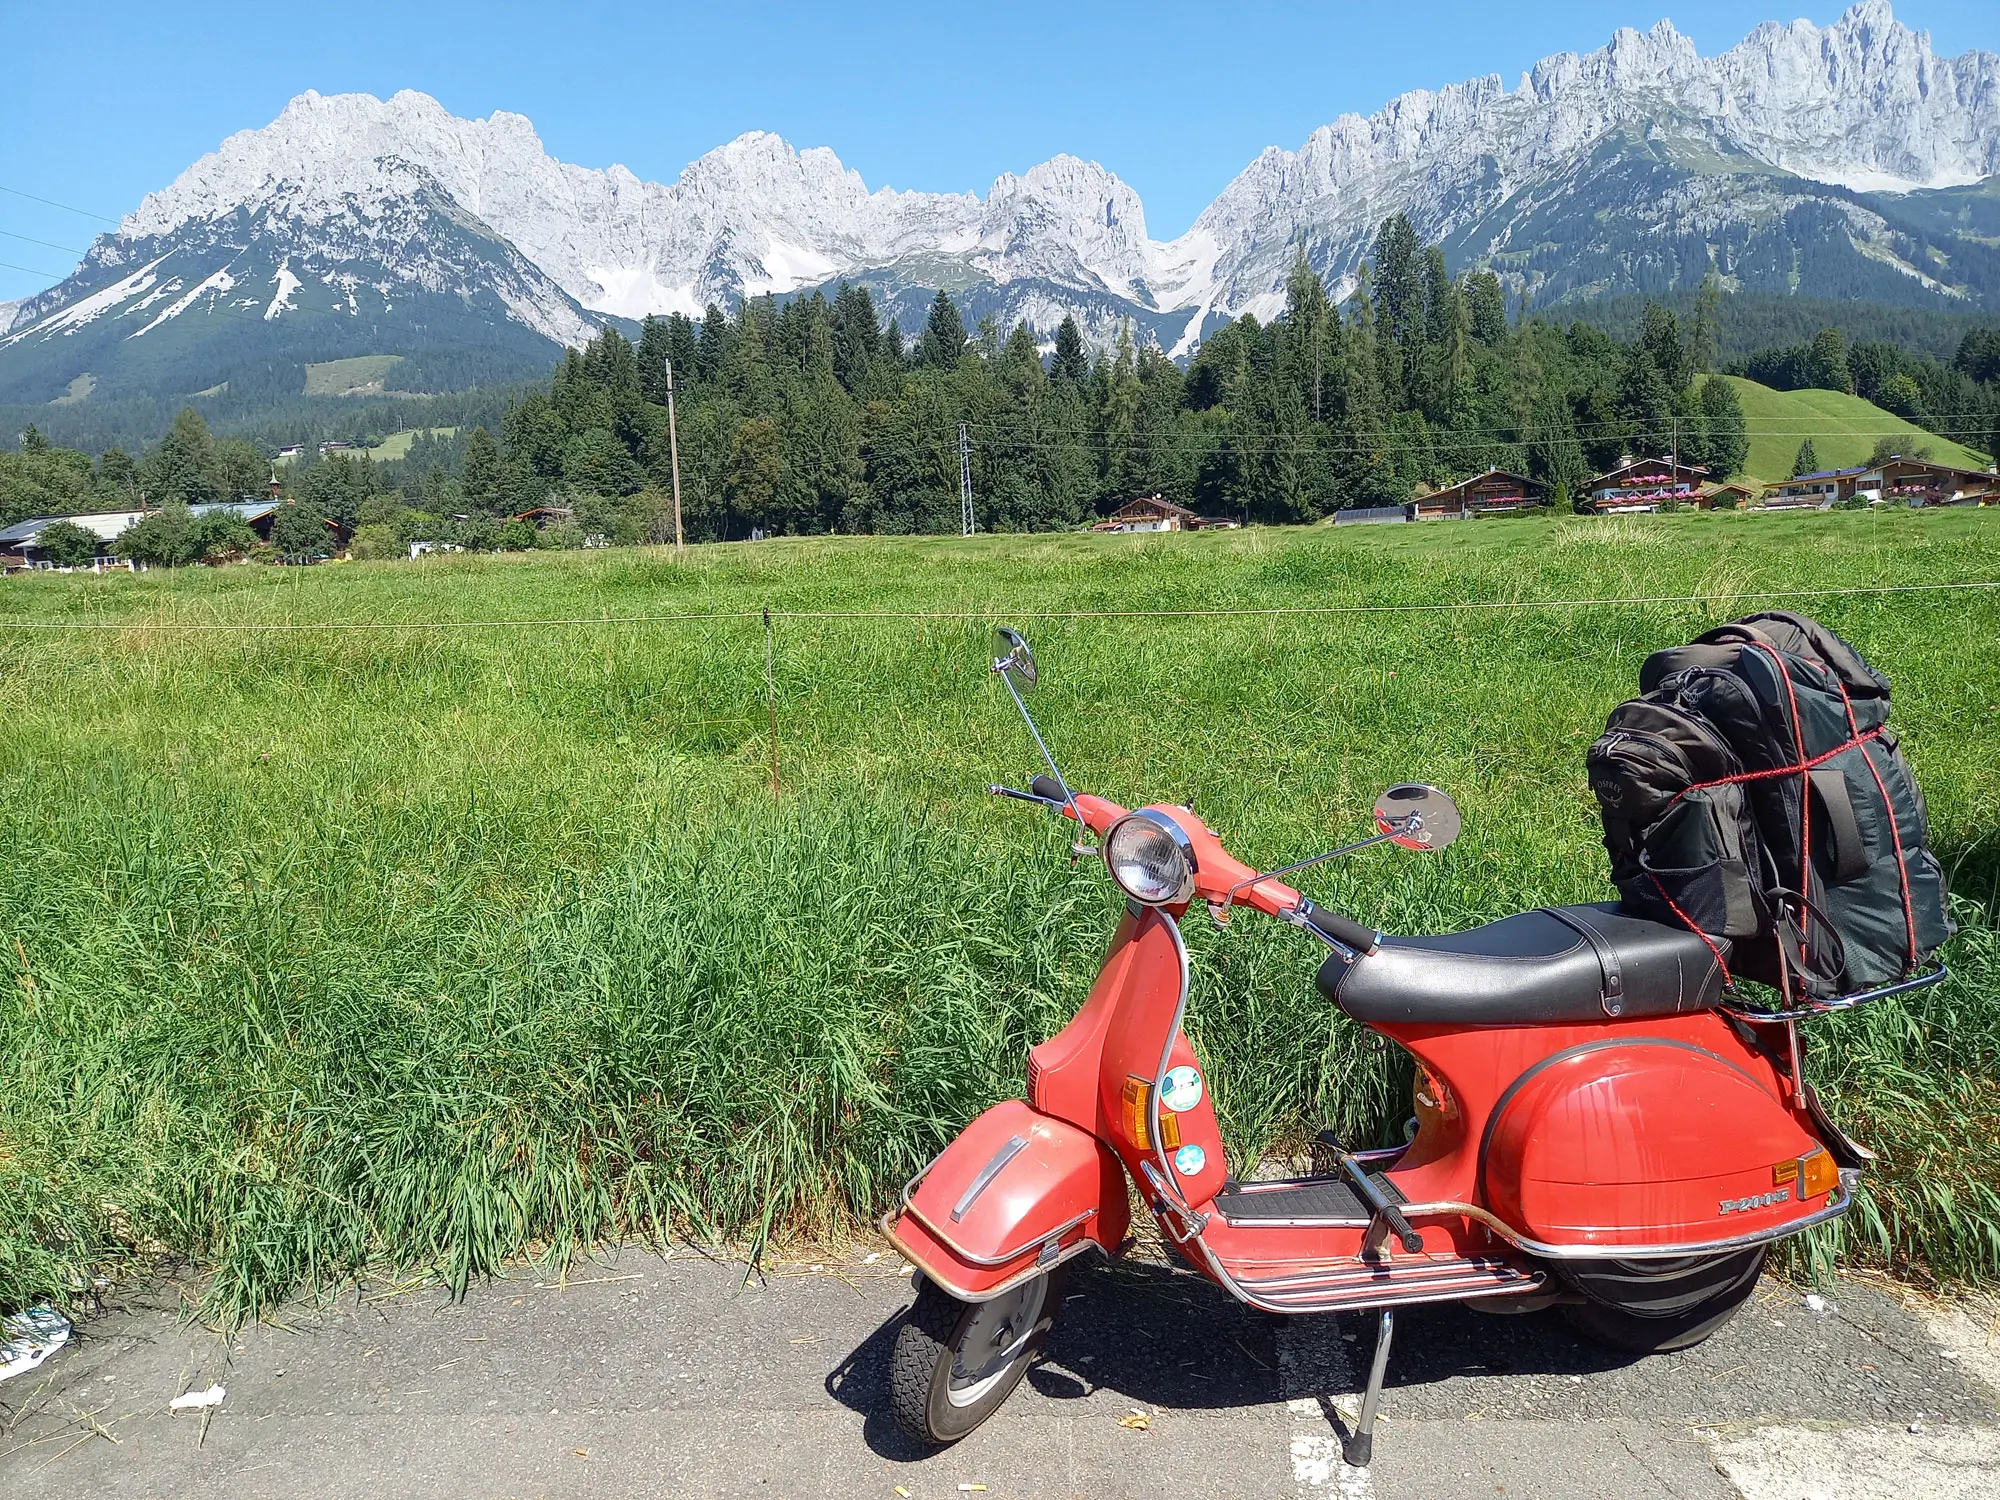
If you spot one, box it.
[763,606,781,799]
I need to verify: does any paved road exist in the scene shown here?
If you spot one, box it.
[2,1244,1994,1499]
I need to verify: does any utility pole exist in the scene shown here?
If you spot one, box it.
[665,358,685,558]
[958,421,974,536]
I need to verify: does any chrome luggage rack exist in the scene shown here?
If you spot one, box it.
[1717,963,1949,1024]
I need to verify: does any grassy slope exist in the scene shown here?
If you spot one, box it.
[1720,375,1993,482]
[303,354,405,397]
[2,513,1997,1318]
[366,426,458,461]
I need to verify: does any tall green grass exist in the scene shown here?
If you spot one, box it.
[2,509,1997,1321]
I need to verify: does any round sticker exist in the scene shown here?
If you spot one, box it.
[1174,1143,1207,1177]
[1161,1066,1203,1114]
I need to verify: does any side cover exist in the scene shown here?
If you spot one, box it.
[887,1099,1131,1301]
[1483,1040,1830,1250]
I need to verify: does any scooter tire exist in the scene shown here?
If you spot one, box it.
[889,1271,1065,1444]
[1559,1247,1767,1354]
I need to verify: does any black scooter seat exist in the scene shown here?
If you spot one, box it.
[1317,902,1727,1025]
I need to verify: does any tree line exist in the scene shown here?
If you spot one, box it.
[361,215,1760,541]
[17,212,2000,562]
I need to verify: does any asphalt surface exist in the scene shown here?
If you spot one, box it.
[2,1244,1994,1499]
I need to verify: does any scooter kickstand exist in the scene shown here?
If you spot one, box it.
[1341,1308,1395,1469]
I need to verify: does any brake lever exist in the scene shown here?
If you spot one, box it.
[988,783,1065,808]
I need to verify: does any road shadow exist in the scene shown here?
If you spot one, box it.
[824,1254,1649,1460]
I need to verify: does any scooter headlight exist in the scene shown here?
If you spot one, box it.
[1104,811,1197,906]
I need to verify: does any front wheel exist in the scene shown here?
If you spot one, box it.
[890,1271,1064,1443]
[1559,1247,1767,1353]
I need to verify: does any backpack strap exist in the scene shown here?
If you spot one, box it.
[1540,906,1626,1017]
[1808,765,1870,883]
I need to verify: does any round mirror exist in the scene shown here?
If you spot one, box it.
[1373,783,1460,851]
[992,627,1038,690]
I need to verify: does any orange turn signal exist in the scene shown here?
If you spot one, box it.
[1798,1148,1838,1200]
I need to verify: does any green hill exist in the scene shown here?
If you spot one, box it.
[1716,375,1992,483]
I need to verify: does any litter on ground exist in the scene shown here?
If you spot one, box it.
[170,1384,227,1411]
[0,1306,72,1382]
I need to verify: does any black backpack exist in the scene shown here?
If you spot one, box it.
[1588,611,1951,999]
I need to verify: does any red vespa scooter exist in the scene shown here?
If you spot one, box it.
[883,629,1939,1465]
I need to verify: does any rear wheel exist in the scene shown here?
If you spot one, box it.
[1560,1247,1767,1353]
[889,1271,1063,1444]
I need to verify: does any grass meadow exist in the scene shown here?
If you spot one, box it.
[2,508,1997,1322]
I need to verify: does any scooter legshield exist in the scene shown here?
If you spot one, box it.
[1481,1037,1833,1251]
[884,1099,1131,1302]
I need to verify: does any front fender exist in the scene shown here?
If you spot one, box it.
[883,1099,1131,1301]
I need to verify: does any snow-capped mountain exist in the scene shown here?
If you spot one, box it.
[3,0,1996,411]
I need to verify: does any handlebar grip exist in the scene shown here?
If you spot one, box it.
[1302,901,1379,956]
[1030,773,1071,804]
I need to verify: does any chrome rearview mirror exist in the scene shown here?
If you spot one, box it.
[992,627,1038,690]
[1373,783,1461,852]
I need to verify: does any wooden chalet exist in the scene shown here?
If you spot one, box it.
[1700,480,1761,509]
[1412,468,1550,521]
[1869,455,2000,507]
[1759,467,1862,510]
[1584,458,1710,513]
[1095,495,1202,533]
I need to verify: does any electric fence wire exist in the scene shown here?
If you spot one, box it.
[2,579,1995,632]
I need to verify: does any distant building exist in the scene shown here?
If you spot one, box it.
[0,500,340,570]
[1700,480,1761,509]
[1584,459,1711,513]
[1411,468,1550,521]
[1869,455,2000,507]
[1759,468,1864,510]
[1094,495,1202,533]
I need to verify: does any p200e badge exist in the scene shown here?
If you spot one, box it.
[1718,1188,1792,1215]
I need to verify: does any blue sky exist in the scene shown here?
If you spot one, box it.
[2,1,1994,303]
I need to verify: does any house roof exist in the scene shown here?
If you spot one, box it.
[1785,467,1868,483]
[1590,457,1710,487]
[1426,469,1547,502]
[0,500,278,548]
[1110,494,1198,519]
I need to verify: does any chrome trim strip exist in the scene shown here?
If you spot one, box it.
[952,1134,1028,1222]
[898,1200,1097,1268]
[1718,964,1948,1022]
[1387,1167,1859,1261]
[1146,907,1197,1203]
[881,1214,1107,1304]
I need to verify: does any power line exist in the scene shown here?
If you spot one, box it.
[2,581,1994,633]
[0,184,120,224]
[0,257,66,282]
[0,228,84,255]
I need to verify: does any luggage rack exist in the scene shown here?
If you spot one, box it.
[1717,963,1948,1023]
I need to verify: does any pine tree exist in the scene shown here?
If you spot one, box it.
[1805,328,1855,395]
[1695,377,1748,478]
[1690,272,1722,375]
[143,408,223,507]
[917,290,967,370]
[1465,272,1507,346]
[881,318,906,368]
[637,316,674,405]
[460,426,509,513]
[21,424,49,454]
[1638,303,1690,395]
[830,282,881,393]
[1050,316,1089,387]
[1100,320,1142,504]
[1792,438,1821,477]
[1281,249,1334,421]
